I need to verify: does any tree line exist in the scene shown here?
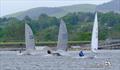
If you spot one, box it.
[0,12,120,42]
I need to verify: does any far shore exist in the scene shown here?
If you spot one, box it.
[0,41,120,51]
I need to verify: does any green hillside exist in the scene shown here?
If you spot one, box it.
[0,12,120,42]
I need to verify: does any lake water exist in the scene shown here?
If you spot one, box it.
[0,50,120,70]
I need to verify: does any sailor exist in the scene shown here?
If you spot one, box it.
[47,50,61,56]
[79,51,84,57]
[47,50,51,54]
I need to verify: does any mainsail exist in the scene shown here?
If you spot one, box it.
[57,20,68,51]
[91,12,98,52]
[25,23,35,51]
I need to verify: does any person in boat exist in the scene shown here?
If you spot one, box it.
[47,50,51,54]
[79,51,84,57]
[19,49,22,53]
[47,50,61,56]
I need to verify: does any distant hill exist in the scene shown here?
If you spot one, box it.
[97,0,120,13]
[5,4,96,19]
[3,0,120,19]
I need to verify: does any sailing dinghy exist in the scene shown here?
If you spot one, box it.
[18,23,35,55]
[91,12,99,53]
[46,19,69,56]
[78,12,99,58]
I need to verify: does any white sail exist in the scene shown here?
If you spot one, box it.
[25,23,35,51]
[91,13,98,52]
[57,19,68,51]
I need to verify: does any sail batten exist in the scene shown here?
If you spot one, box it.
[25,23,35,51]
[57,20,68,51]
[91,13,98,52]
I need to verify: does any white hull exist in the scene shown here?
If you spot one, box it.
[17,50,37,55]
[52,50,70,56]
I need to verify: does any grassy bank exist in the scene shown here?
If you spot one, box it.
[0,41,90,48]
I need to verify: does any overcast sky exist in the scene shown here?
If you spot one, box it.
[0,0,112,17]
